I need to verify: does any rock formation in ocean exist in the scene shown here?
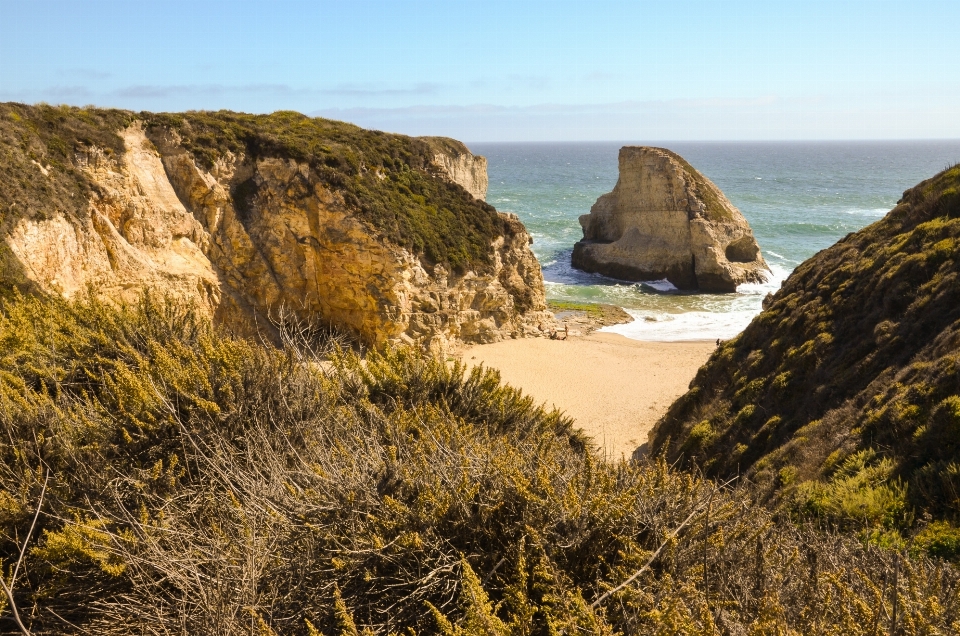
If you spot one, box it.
[0,105,552,351]
[420,136,489,201]
[571,146,769,292]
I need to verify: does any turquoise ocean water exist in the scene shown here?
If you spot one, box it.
[471,141,960,341]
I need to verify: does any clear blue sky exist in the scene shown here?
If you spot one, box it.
[1,0,957,141]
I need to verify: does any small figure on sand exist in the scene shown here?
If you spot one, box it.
[716,338,721,348]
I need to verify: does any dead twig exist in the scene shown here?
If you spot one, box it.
[1,468,50,636]
[591,489,714,609]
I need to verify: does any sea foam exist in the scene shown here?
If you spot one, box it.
[600,264,789,342]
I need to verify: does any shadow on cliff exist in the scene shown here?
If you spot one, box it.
[0,243,44,300]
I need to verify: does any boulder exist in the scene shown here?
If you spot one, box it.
[571,146,768,292]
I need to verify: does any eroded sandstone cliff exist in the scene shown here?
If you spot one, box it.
[3,124,219,311]
[0,105,551,351]
[571,146,768,292]
[421,136,489,201]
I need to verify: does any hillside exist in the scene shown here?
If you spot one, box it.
[1,291,959,634]
[0,104,550,349]
[651,163,960,549]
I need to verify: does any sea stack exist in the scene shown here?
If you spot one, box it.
[571,146,768,292]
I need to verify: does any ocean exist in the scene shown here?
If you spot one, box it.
[471,141,960,341]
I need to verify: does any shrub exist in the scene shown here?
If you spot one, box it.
[913,521,960,561]
[0,293,958,634]
[793,450,909,531]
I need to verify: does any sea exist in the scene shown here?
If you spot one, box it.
[470,141,960,341]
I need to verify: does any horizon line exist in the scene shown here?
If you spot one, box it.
[461,138,960,144]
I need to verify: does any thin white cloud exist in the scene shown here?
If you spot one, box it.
[320,82,446,98]
[314,96,960,142]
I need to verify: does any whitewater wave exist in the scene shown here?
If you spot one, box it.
[601,308,760,341]
[600,263,790,342]
[842,207,890,217]
[637,279,678,293]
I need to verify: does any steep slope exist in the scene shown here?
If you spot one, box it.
[651,164,960,534]
[0,104,551,349]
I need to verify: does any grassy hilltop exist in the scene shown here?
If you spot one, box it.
[0,103,506,275]
[653,163,960,553]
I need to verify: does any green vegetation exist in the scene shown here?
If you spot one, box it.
[0,103,132,225]
[2,292,959,634]
[143,110,507,273]
[547,299,609,317]
[0,103,510,276]
[418,136,474,159]
[657,148,733,222]
[652,163,960,552]
[547,300,632,326]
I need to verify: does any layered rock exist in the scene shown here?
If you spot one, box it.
[4,124,220,311]
[571,146,768,292]
[1,106,552,352]
[421,137,488,200]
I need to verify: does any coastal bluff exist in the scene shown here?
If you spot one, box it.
[420,136,489,201]
[0,105,552,351]
[572,146,768,292]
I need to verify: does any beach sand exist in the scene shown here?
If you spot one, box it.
[464,333,715,461]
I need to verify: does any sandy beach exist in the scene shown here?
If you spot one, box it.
[464,332,715,461]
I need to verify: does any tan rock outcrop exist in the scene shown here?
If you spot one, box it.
[571,147,768,292]
[420,137,488,200]
[4,124,220,310]
[3,122,550,352]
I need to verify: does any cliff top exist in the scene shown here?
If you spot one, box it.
[418,135,475,158]
[0,104,506,273]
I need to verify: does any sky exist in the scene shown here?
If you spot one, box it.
[1,0,958,141]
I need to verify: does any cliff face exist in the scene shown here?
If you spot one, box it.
[420,136,489,201]
[572,147,768,292]
[0,105,551,351]
[651,164,960,524]
[3,124,219,311]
